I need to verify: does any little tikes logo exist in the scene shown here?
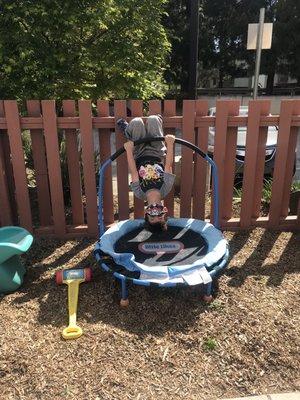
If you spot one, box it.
[138,241,184,254]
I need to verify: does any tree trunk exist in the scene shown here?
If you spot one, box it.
[266,70,275,95]
[218,68,224,88]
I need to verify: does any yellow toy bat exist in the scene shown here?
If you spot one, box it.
[56,268,92,339]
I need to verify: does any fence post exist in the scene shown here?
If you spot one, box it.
[42,100,66,237]
[63,100,84,226]
[240,100,270,228]
[26,100,52,226]
[131,100,144,219]
[4,100,33,232]
[0,101,13,226]
[269,100,300,228]
[193,100,209,220]
[97,100,114,226]
[180,100,196,218]
[213,100,240,226]
[114,100,129,221]
[78,100,98,235]
[163,100,176,217]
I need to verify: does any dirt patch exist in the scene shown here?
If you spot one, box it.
[0,229,299,400]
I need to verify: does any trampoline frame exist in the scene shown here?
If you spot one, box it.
[94,136,229,303]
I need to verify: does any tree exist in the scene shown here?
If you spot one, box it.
[164,0,281,91]
[275,0,300,85]
[163,0,190,93]
[0,0,170,100]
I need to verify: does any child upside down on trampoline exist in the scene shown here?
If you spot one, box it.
[117,115,175,232]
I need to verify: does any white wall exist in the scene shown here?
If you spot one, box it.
[199,95,300,114]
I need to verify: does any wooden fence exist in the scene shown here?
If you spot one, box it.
[0,99,299,238]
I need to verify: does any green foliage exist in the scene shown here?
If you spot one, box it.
[261,178,273,204]
[233,178,299,206]
[163,0,190,91]
[164,0,300,91]
[207,300,224,311]
[203,338,218,351]
[275,0,300,83]
[0,1,170,100]
[234,178,274,205]
[291,181,300,192]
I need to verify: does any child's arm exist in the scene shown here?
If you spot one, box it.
[164,134,175,174]
[124,141,139,183]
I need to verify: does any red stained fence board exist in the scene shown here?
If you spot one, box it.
[114,100,129,220]
[193,100,209,220]
[163,100,176,217]
[78,100,98,234]
[4,101,32,231]
[41,100,66,236]
[26,100,52,226]
[269,100,300,228]
[240,100,271,228]
[97,100,114,225]
[63,100,84,225]
[212,100,240,225]
[180,100,196,218]
[131,100,144,219]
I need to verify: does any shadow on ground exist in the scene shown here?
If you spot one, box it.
[226,231,300,287]
[7,229,300,337]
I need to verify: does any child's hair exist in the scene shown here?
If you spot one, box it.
[144,214,168,233]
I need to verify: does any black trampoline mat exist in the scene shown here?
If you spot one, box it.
[114,226,208,267]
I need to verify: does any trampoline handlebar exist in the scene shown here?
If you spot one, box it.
[98,136,220,233]
[110,137,206,161]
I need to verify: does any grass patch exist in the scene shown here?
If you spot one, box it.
[203,338,218,351]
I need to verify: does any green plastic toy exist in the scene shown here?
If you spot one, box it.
[0,226,33,294]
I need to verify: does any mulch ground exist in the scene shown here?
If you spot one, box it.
[0,228,299,400]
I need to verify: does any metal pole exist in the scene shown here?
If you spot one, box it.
[188,0,199,99]
[253,8,265,99]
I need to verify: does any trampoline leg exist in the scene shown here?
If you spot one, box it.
[120,279,129,307]
[203,282,213,303]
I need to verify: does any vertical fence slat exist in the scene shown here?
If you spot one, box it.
[163,100,176,216]
[222,102,240,220]
[0,101,13,225]
[78,100,98,234]
[114,100,129,220]
[4,101,32,231]
[269,100,300,227]
[63,100,84,225]
[280,101,300,218]
[131,100,144,218]
[213,100,240,225]
[26,100,52,226]
[42,100,66,236]
[149,100,162,115]
[180,100,195,217]
[193,101,209,219]
[297,192,300,226]
[252,102,271,218]
[97,100,114,225]
[240,100,270,228]
[0,131,17,224]
[0,134,12,225]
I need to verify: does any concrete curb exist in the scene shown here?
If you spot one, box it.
[223,392,300,400]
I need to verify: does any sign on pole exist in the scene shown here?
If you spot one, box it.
[247,23,273,50]
[247,9,273,99]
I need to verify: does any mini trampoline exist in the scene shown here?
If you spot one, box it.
[94,137,229,306]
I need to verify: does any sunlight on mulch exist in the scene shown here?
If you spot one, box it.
[0,228,299,400]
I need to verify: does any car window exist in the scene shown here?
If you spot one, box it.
[239,109,248,116]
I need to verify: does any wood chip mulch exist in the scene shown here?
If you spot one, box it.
[0,228,299,400]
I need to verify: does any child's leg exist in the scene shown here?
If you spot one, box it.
[146,115,166,157]
[126,117,147,140]
[126,117,147,158]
